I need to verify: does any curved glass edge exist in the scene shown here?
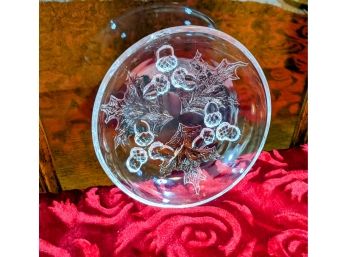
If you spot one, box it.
[91,25,272,208]
[114,3,216,29]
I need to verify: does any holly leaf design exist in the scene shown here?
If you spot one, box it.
[162,123,219,193]
[114,128,127,150]
[102,75,173,149]
[159,157,177,177]
[180,51,245,114]
[100,47,246,195]
[181,84,229,114]
[212,59,248,84]
[101,95,123,124]
[183,164,206,195]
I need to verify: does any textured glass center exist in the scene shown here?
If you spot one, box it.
[100,45,247,194]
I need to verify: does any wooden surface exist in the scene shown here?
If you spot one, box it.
[39,0,308,190]
[291,89,308,147]
[39,119,62,193]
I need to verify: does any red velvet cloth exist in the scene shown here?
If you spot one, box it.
[40,145,308,257]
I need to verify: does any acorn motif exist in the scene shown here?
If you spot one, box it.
[143,74,170,100]
[203,102,222,128]
[201,128,215,145]
[148,141,175,161]
[216,122,241,142]
[171,67,196,91]
[192,128,215,148]
[126,147,148,173]
[155,45,178,73]
[134,120,154,147]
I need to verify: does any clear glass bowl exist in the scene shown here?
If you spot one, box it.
[92,25,271,208]
[106,4,216,53]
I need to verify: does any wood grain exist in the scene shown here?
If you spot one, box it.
[39,119,62,193]
[291,89,308,147]
[39,0,307,190]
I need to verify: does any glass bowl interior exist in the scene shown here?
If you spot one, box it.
[105,4,216,54]
[92,25,271,208]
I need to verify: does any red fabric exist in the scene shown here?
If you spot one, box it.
[40,145,308,257]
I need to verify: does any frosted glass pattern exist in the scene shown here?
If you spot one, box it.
[92,26,271,208]
[100,44,246,194]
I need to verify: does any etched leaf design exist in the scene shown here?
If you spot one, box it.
[212,59,248,84]
[181,51,245,114]
[183,165,206,195]
[101,95,122,124]
[100,46,246,195]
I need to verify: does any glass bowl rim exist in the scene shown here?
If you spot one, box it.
[112,3,217,29]
[91,25,272,208]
